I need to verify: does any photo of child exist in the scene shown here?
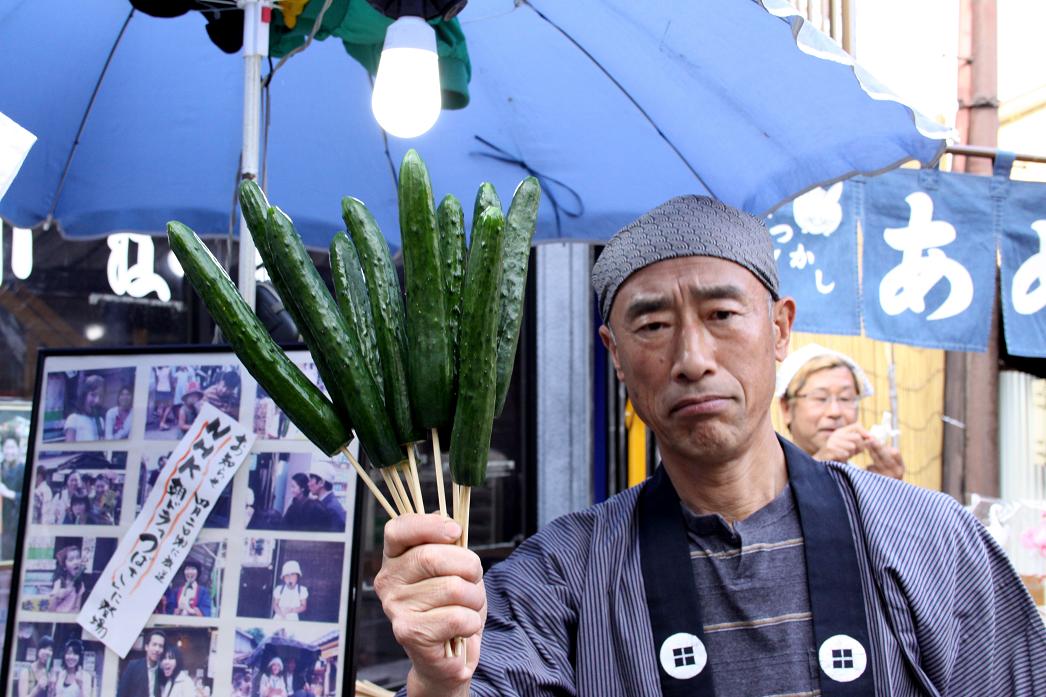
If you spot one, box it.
[19,536,118,614]
[41,368,136,443]
[237,539,345,623]
[145,365,241,440]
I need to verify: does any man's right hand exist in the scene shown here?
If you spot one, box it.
[374,514,486,697]
[814,423,870,463]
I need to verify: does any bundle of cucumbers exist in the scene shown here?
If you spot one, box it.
[167,149,540,534]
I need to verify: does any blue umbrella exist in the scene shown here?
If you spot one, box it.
[1,0,949,250]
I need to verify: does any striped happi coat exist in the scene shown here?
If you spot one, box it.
[460,460,1046,696]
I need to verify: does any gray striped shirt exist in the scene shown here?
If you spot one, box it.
[399,462,1046,696]
[682,484,820,696]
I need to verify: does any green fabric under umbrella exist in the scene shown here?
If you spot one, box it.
[269,0,471,109]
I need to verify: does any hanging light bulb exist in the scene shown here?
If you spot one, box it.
[371,17,441,139]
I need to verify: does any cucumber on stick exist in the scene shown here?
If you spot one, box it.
[342,196,420,447]
[330,231,384,397]
[399,149,454,430]
[262,205,405,472]
[239,180,353,426]
[493,176,541,417]
[450,205,506,488]
[472,182,501,225]
[437,193,467,380]
[166,221,350,456]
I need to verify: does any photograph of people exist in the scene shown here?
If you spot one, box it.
[157,645,195,697]
[16,634,53,697]
[247,453,352,532]
[48,545,85,613]
[776,343,905,479]
[20,537,116,613]
[272,561,308,621]
[146,365,240,439]
[52,638,94,697]
[104,384,134,440]
[3,432,26,559]
[232,625,336,697]
[238,540,342,622]
[163,559,212,617]
[259,657,289,697]
[305,460,346,532]
[116,629,165,697]
[33,452,127,526]
[42,368,135,443]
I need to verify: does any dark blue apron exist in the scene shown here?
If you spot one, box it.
[638,437,876,696]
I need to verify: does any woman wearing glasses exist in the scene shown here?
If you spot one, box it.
[777,343,905,479]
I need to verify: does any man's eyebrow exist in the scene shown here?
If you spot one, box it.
[689,283,748,303]
[622,295,670,323]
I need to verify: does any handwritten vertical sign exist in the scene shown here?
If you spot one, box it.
[77,402,254,656]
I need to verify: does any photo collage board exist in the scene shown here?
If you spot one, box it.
[3,348,363,697]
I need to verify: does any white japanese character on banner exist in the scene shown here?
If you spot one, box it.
[770,223,793,261]
[789,243,815,269]
[107,233,172,301]
[878,192,973,321]
[1012,220,1046,315]
[793,182,843,236]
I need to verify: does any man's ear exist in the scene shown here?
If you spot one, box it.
[598,324,626,382]
[772,297,796,362]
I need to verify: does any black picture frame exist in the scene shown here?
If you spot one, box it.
[2,345,365,697]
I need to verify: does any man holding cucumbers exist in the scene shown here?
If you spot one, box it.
[376,196,1046,697]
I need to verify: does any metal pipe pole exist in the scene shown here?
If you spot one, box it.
[237,0,269,307]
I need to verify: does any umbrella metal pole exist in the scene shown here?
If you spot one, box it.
[237,0,269,308]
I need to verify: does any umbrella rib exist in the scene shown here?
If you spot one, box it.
[49,8,135,223]
[521,1,718,199]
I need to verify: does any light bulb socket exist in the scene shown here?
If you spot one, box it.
[365,0,467,22]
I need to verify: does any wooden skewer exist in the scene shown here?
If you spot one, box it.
[406,445,425,514]
[431,428,447,518]
[391,464,415,514]
[380,468,408,515]
[341,447,397,519]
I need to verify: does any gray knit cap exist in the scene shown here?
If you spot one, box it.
[592,195,779,322]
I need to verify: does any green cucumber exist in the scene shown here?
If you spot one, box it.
[342,196,420,445]
[264,205,405,469]
[450,206,505,487]
[472,182,501,230]
[493,176,541,417]
[399,149,454,429]
[330,231,384,396]
[239,180,352,425]
[167,221,350,455]
[437,193,466,395]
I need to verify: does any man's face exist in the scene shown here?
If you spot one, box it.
[780,366,860,455]
[183,566,198,584]
[600,257,792,467]
[308,475,323,496]
[145,634,165,663]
